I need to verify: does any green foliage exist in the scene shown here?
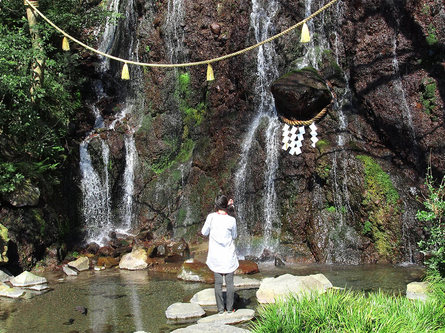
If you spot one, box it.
[0,0,106,194]
[357,155,401,259]
[326,206,336,213]
[417,169,445,275]
[250,288,445,333]
[426,24,438,46]
[362,220,372,236]
[420,78,437,115]
[357,155,400,206]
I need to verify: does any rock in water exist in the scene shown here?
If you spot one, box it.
[197,309,255,325]
[119,248,148,270]
[271,68,332,122]
[165,302,205,320]
[63,265,78,276]
[256,273,333,304]
[68,256,90,272]
[0,282,25,298]
[171,323,250,333]
[10,271,47,287]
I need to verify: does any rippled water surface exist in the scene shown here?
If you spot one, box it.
[0,264,425,333]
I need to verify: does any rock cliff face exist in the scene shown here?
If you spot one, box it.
[2,0,444,268]
[117,0,443,264]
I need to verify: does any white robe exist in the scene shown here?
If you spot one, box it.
[201,212,239,274]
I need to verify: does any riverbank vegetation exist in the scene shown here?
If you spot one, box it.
[0,0,109,194]
[251,168,445,332]
[250,280,445,332]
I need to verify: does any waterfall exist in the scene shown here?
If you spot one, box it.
[119,135,137,233]
[99,0,121,71]
[80,0,142,245]
[165,0,185,63]
[234,0,280,257]
[80,140,112,244]
[392,35,415,140]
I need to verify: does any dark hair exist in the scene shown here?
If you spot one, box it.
[215,195,228,211]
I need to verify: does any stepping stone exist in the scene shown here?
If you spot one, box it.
[63,265,78,276]
[0,282,24,298]
[10,271,47,287]
[26,284,49,291]
[190,288,216,311]
[68,256,90,272]
[232,276,261,290]
[165,302,205,321]
[406,281,429,301]
[170,323,250,332]
[197,309,255,325]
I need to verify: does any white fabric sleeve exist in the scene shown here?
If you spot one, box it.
[232,219,237,240]
[201,214,212,236]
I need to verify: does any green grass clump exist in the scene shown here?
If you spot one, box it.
[250,288,445,333]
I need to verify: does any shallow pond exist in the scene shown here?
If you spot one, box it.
[0,263,425,333]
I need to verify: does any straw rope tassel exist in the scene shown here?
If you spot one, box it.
[121,63,130,80]
[62,36,70,51]
[300,22,311,43]
[206,64,215,81]
[23,0,339,68]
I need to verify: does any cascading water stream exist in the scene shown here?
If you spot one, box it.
[80,0,141,245]
[391,34,415,140]
[165,0,185,64]
[234,0,280,257]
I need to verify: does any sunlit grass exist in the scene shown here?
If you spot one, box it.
[250,283,445,333]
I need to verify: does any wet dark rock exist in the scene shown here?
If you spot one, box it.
[271,68,332,122]
[258,249,274,262]
[85,242,100,255]
[157,244,166,257]
[274,256,285,267]
[5,181,40,207]
[210,22,221,35]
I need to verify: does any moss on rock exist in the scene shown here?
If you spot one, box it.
[356,155,402,261]
[0,224,9,263]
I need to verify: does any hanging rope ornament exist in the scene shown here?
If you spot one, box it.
[22,0,340,82]
[206,64,215,81]
[62,36,70,51]
[121,63,130,80]
[280,80,336,156]
[300,22,311,43]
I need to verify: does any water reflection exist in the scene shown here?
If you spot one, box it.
[0,265,424,332]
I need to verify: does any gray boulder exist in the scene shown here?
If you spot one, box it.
[197,309,255,325]
[119,248,148,270]
[406,281,429,301]
[10,271,47,287]
[68,256,90,272]
[171,323,250,333]
[0,282,24,298]
[256,273,333,304]
[165,302,205,320]
[63,264,78,276]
